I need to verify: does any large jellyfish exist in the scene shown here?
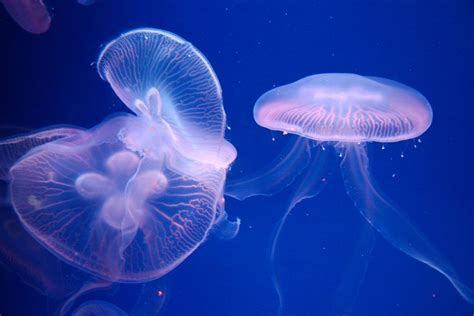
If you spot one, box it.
[0,28,238,283]
[226,73,474,312]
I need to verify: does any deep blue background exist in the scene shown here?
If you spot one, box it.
[1,0,474,315]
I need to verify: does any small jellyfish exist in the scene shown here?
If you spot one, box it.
[1,0,51,33]
[0,28,238,283]
[227,73,473,312]
[72,301,128,316]
[71,280,168,316]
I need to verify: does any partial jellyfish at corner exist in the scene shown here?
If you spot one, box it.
[0,0,100,34]
[0,127,116,316]
[0,0,51,34]
[226,73,474,313]
[0,129,86,300]
[0,28,239,284]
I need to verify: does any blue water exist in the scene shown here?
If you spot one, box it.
[1,1,473,315]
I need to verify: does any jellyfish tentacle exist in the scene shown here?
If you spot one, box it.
[331,220,376,315]
[225,137,312,200]
[340,143,474,303]
[269,145,331,315]
[120,156,147,256]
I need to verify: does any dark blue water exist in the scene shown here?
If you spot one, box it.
[1,1,473,315]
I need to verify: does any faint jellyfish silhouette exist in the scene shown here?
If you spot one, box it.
[71,280,168,316]
[0,0,51,33]
[1,28,238,283]
[226,73,474,313]
[1,0,100,34]
[77,0,96,5]
[72,301,128,316]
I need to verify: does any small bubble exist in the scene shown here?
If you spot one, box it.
[226,125,231,131]
[392,173,396,178]
[282,131,288,135]
[271,137,276,142]
[338,152,343,158]
[400,152,405,158]
[418,138,422,143]
[381,145,385,150]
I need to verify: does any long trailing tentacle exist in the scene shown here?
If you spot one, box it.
[339,143,474,304]
[225,137,313,200]
[269,144,331,315]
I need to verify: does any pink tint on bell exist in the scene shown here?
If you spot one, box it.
[254,73,432,143]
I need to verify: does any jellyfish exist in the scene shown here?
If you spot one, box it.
[226,73,474,312]
[0,0,51,33]
[0,28,238,284]
[71,280,168,316]
[72,301,128,316]
[1,0,100,34]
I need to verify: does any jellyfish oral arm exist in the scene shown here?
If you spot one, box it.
[225,137,313,200]
[269,144,331,316]
[339,143,474,303]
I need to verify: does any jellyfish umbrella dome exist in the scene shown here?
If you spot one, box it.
[5,28,237,283]
[254,73,433,143]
